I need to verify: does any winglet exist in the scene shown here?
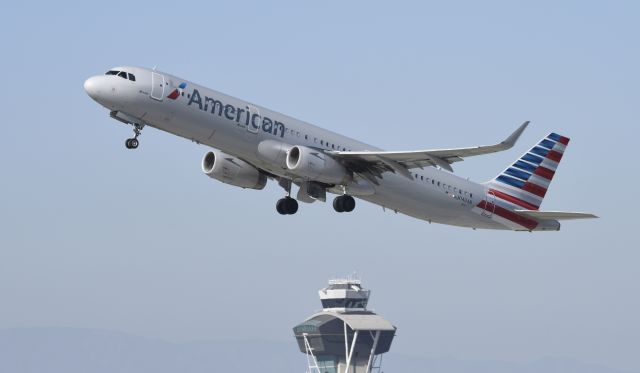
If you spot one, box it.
[501,121,530,149]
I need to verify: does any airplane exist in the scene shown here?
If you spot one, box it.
[83,66,597,231]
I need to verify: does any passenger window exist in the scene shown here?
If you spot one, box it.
[305,134,308,140]
[320,140,324,145]
[128,73,136,81]
[420,175,424,180]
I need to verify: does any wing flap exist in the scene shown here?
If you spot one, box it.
[514,210,599,220]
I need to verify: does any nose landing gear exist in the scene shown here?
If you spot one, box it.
[125,123,144,149]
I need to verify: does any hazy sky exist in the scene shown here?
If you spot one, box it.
[1,1,638,371]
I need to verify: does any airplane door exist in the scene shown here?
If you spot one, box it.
[481,190,496,218]
[150,72,165,101]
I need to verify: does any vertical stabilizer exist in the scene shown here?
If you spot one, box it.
[485,133,570,210]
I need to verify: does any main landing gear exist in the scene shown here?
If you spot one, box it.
[273,179,355,215]
[125,123,144,149]
[276,196,299,215]
[333,195,356,213]
[276,178,298,215]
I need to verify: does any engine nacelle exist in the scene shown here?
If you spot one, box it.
[286,145,351,185]
[257,139,292,169]
[202,150,267,190]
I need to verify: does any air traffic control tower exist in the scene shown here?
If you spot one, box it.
[293,276,396,373]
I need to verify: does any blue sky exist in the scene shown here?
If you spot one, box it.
[0,1,638,371]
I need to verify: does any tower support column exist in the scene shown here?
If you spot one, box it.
[365,330,381,372]
[344,330,359,373]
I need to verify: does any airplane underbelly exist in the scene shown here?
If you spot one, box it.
[365,174,465,222]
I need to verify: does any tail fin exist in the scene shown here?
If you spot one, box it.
[485,133,570,210]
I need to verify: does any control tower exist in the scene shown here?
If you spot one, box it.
[293,276,396,373]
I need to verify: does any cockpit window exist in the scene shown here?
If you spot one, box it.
[105,70,135,82]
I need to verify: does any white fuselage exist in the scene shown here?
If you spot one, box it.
[84,66,560,231]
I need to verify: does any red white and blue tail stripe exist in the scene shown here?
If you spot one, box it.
[486,132,570,211]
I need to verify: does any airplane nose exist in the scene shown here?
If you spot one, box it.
[83,76,101,101]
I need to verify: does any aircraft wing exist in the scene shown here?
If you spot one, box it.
[328,121,529,181]
[514,210,599,220]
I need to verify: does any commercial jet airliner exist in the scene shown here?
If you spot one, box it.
[84,66,597,231]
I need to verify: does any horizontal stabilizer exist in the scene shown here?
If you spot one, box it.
[514,210,599,220]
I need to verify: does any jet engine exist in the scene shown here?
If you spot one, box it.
[202,150,267,190]
[285,145,351,185]
[257,139,292,169]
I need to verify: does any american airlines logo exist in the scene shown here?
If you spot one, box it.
[167,82,187,100]
[187,88,287,138]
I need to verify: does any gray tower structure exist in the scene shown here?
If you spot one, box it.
[293,276,396,373]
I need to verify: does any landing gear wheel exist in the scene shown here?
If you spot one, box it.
[125,138,139,149]
[125,138,138,149]
[333,195,355,213]
[333,197,345,213]
[343,195,355,212]
[276,197,298,215]
[276,199,287,215]
[285,197,298,214]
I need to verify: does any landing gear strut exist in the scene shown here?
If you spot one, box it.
[333,195,356,213]
[125,123,144,149]
[276,197,299,215]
